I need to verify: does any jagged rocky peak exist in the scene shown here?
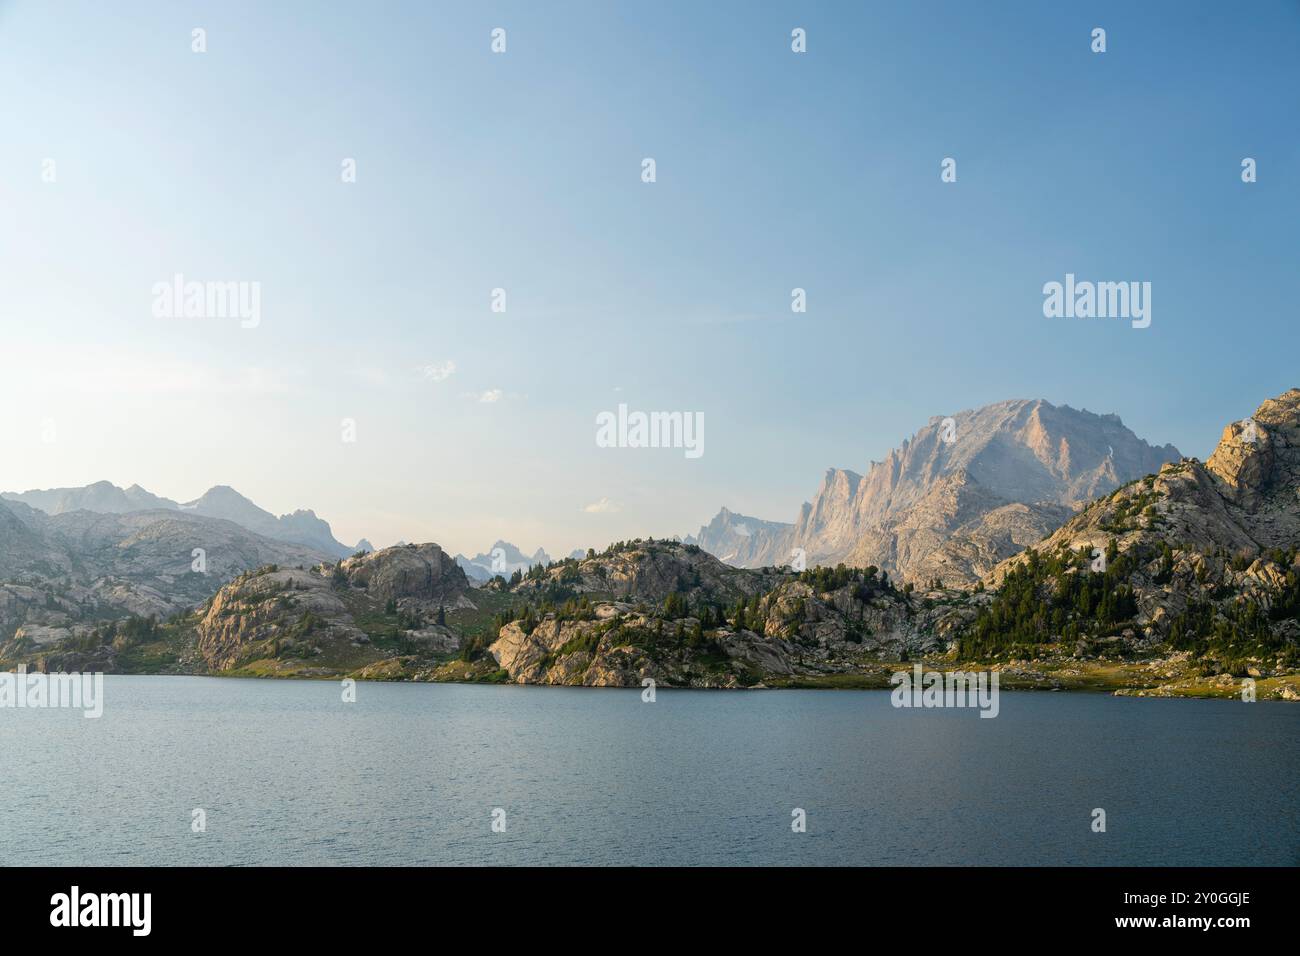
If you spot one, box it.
[693,397,1181,586]
[688,507,793,567]
[859,398,1178,516]
[970,389,1300,691]
[455,540,558,582]
[991,387,1300,585]
[1206,388,1300,512]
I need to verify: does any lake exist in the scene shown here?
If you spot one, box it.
[2,676,1296,866]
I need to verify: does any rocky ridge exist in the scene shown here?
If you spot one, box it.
[0,500,329,650]
[2,481,364,558]
[692,398,1180,586]
[3,391,1296,699]
[971,390,1300,682]
[488,550,975,688]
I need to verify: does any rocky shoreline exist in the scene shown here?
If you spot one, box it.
[4,390,1298,702]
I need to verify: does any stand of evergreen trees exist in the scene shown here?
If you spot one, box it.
[957,544,1138,660]
[958,542,1299,668]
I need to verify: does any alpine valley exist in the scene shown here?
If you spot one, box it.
[2,391,1297,700]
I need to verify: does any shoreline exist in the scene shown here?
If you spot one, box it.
[55,658,1300,701]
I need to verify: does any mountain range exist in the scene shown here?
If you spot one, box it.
[0,497,329,646]
[689,399,1181,587]
[1,389,1296,699]
[1,481,368,559]
[455,541,586,582]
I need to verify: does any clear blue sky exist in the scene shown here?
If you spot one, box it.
[1,0,1296,554]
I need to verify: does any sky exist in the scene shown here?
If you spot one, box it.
[1,0,1297,556]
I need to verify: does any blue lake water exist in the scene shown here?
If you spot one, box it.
[1,676,1296,866]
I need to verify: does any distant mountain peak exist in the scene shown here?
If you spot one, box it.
[456,540,560,583]
[1,481,363,560]
[990,386,1300,588]
[192,485,258,505]
[691,396,1182,586]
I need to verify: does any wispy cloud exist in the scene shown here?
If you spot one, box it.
[418,360,456,383]
[583,496,620,514]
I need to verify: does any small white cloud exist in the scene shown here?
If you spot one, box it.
[418,360,456,382]
[583,496,620,514]
[460,387,518,404]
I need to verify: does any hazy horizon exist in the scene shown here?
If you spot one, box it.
[3,0,1297,555]
[0,388,1261,558]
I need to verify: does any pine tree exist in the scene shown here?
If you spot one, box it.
[689,619,704,647]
